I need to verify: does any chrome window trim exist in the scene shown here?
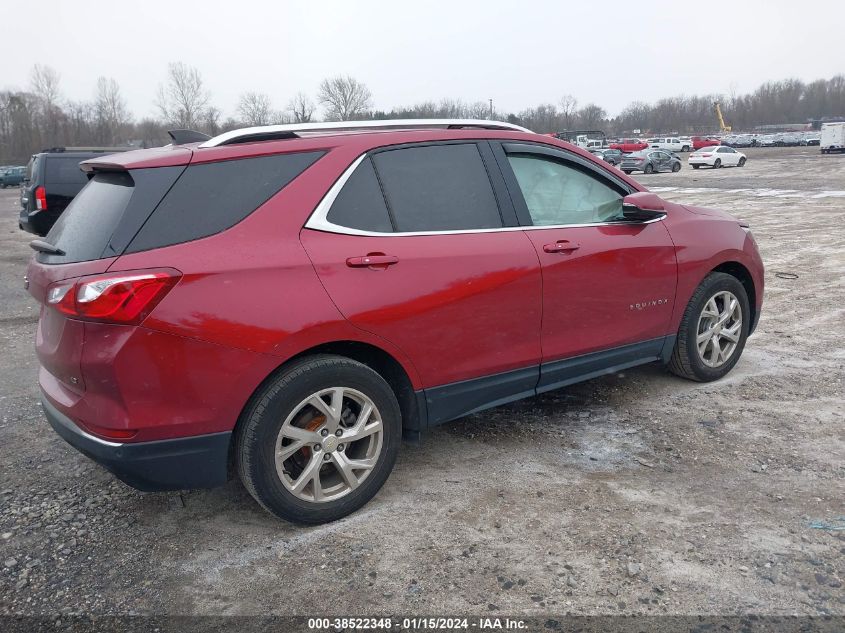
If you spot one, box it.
[303,152,665,237]
[200,119,533,148]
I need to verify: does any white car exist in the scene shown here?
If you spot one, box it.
[648,137,691,152]
[689,145,747,169]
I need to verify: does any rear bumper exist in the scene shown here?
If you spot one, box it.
[19,208,52,236]
[41,395,231,492]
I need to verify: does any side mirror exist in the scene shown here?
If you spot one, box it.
[622,192,667,222]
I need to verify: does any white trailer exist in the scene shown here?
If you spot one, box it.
[820,122,845,154]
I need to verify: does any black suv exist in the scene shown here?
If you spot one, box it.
[20,148,130,235]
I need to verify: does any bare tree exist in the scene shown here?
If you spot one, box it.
[575,103,607,129]
[156,62,210,129]
[202,105,221,136]
[271,110,293,125]
[287,92,316,123]
[30,65,61,109]
[137,117,168,148]
[237,92,273,126]
[94,77,131,144]
[559,94,579,129]
[318,76,372,121]
[30,64,63,141]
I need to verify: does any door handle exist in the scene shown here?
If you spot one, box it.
[346,254,399,268]
[543,241,581,254]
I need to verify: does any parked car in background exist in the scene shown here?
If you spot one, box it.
[0,166,26,188]
[610,138,649,152]
[648,138,690,152]
[620,149,682,174]
[689,145,747,169]
[19,147,131,236]
[803,133,820,146]
[589,148,624,165]
[820,122,844,153]
[777,133,803,146]
[692,137,720,150]
[25,119,763,524]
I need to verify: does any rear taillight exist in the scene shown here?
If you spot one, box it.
[35,186,47,210]
[46,269,181,324]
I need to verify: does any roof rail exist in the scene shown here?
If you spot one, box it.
[198,119,533,148]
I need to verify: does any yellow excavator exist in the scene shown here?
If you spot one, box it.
[714,102,732,132]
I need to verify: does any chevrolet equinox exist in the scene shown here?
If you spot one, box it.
[26,120,764,524]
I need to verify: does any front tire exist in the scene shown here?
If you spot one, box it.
[235,355,402,524]
[671,162,681,172]
[738,157,747,167]
[668,272,750,382]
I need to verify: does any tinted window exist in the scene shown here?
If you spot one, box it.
[507,154,624,226]
[43,172,134,263]
[128,151,323,252]
[45,156,89,184]
[372,144,502,232]
[326,157,392,232]
[26,155,40,182]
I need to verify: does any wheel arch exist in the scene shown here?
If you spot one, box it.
[710,261,757,333]
[230,339,426,471]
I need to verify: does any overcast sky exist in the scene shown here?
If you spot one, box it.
[4,0,843,120]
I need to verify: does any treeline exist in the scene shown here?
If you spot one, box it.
[1,63,843,164]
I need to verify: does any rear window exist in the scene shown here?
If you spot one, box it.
[45,156,89,185]
[42,172,135,263]
[126,151,323,253]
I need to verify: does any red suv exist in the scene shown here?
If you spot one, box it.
[26,120,764,524]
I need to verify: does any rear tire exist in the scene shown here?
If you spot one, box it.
[714,159,722,168]
[623,170,632,175]
[692,164,700,169]
[235,355,402,524]
[682,145,690,152]
[644,164,654,174]
[668,272,750,382]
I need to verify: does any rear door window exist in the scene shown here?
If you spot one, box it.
[371,143,502,232]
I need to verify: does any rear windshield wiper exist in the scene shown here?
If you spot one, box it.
[29,239,65,256]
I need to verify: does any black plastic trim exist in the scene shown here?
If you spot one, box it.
[41,395,231,492]
[538,337,666,394]
[425,366,540,427]
[422,336,672,427]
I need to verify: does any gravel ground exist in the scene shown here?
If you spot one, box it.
[0,146,843,619]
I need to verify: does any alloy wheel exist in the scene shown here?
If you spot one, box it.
[274,387,383,503]
[695,291,742,368]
